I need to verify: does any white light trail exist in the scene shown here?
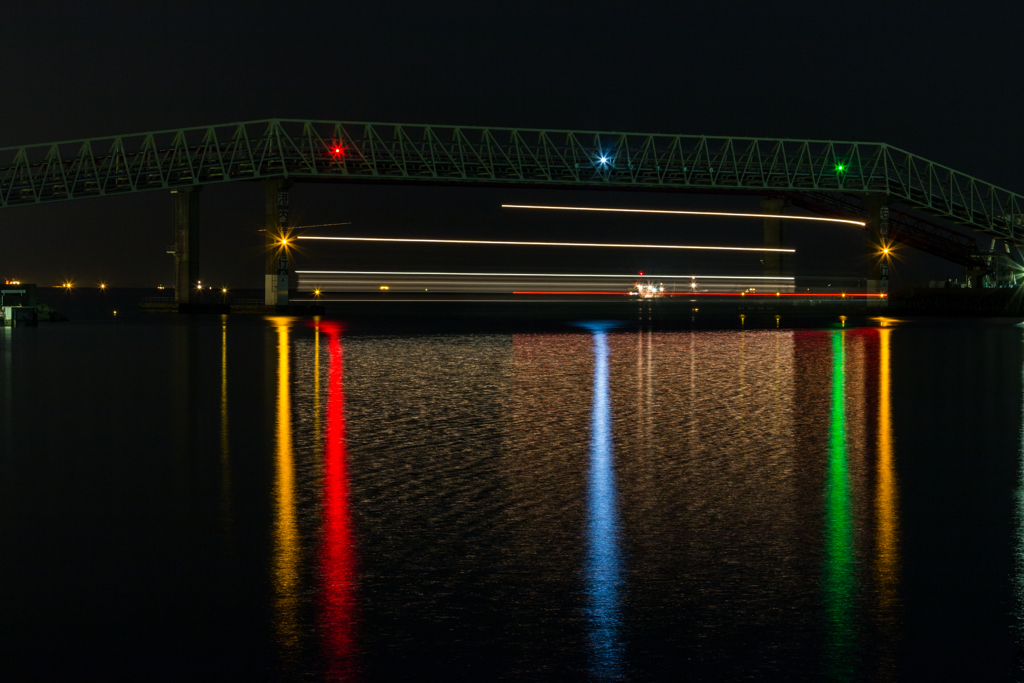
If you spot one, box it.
[501,204,866,226]
[297,270,794,280]
[297,236,794,253]
[291,221,352,229]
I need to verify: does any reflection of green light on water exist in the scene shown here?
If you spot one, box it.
[825,331,855,679]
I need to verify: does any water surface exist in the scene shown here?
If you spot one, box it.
[1,317,1022,680]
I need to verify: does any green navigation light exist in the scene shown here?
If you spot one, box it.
[836,163,847,173]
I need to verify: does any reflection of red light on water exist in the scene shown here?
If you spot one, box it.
[319,324,358,675]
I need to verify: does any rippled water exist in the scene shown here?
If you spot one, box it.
[2,317,1023,680]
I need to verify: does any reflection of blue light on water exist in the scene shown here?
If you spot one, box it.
[585,326,624,679]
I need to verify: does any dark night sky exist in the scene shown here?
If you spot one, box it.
[1,1,1021,288]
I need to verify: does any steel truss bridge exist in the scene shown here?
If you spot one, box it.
[1,118,1021,268]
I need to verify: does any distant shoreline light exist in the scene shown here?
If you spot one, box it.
[296,235,795,253]
[501,204,866,227]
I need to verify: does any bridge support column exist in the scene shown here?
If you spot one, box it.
[864,194,891,307]
[761,198,789,277]
[263,179,294,305]
[173,186,202,305]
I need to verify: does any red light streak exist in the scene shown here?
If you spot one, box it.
[318,322,358,676]
[661,292,886,298]
[513,291,887,298]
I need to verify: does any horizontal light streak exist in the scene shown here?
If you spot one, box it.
[516,292,886,298]
[291,221,352,229]
[292,298,657,302]
[298,270,794,280]
[502,204,866,227]
[297,235,794,253]
[668,292,883,298]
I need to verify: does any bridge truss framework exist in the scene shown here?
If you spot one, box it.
[1,118,1020,274]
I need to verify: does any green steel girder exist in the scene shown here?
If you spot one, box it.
[1,118,1022,246]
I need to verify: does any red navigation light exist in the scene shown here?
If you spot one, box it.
[639,271,643,275]
[330,144,344,157]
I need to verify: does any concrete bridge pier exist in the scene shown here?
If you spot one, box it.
[172,186,202,305]
[864,194,891,306]
[263,179,293,305]
[761,198,789,277]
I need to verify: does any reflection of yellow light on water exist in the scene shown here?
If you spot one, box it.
[314,323,322,469]
[220,320,231,531]
[876,328,900,614]
[272,319,300,653]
